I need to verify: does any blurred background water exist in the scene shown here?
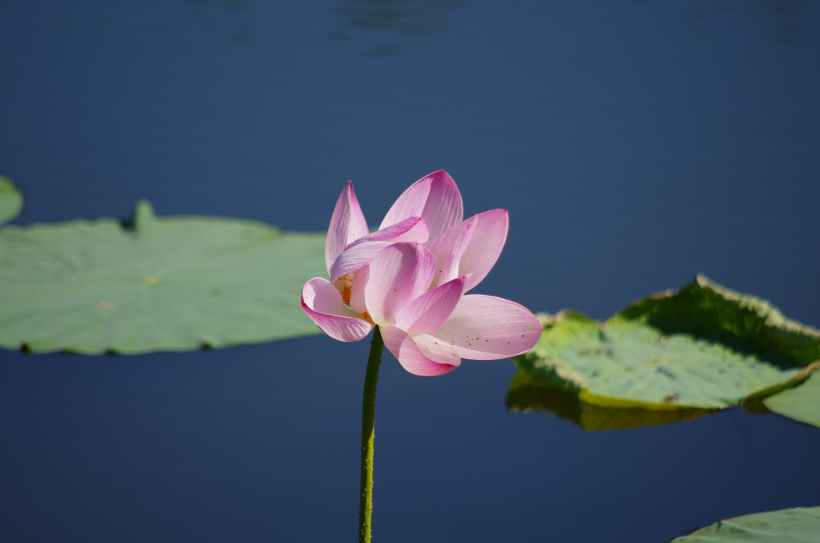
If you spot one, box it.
[1,1,819,541]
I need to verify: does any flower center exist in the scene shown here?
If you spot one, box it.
[334,273,355,307]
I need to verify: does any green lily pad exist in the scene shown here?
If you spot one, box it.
[620,275,820,368]
[505,369,712,431]
[0,201,326,354]
[763,372,820,428]
[514,276,820,409]
[671,506,820,542]
[0,175,23,226]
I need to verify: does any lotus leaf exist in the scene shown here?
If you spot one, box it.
[0,201,326,354]
[763,372,820,428]
[514,276,820,410]
[672,506,820,542]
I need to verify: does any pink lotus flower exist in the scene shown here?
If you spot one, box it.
[301,170,542,376]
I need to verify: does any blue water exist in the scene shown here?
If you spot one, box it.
[1,1,819,541]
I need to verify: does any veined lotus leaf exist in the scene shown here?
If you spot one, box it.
[505,369,712,431]
[620,274,820,367]
[0,201,326,354]
[0,175,23,226]
[763,372,820,428]
[671,506,820,542]
[514,276,820,410]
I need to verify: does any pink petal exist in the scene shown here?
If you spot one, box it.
[428,209,508,291]
[411,333,462,366]
[381,326,460,377]
[329,241,392,283]
[394,275,468,335]
[429,294,541,360]
[348,266,369,314]
[379,170,463,242]
[301,278,373,342]
[325,182,370,275]
[458,210,508,291]
[427,215,477,289]
[364,242,435,327]
[346,217,429,249]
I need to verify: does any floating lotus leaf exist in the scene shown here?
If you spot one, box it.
[671,506,820,542]
[763,372,820,428]
[0,201,326,354]
[0,175,23,226]
[514,276,820,410]
[619,275,820,367]
[505,369,712,431]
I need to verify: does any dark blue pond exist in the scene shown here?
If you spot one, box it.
[1,1,819,541]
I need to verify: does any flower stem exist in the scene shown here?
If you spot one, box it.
[358,326,384,543]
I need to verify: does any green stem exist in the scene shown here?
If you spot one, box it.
[358,326,384,543]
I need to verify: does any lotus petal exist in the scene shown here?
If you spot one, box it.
[380,170,463,242]
[346,217,429,249]
[329,241,392,283]
[429,209,508,291]
[301,278,373,342]
[394,275,468,335]
[381,326,459,376]
[429,294,541,360]
[325,181,369,274]
[364,242,435,327]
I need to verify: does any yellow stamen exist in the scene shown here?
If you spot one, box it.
[334,273,355,307]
